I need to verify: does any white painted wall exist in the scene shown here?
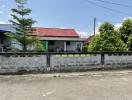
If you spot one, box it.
[51,54,101,68]
[0,54,132,73]
[105,54,132,65]
[66,42,82,52]
[66,43,77,51]
[0,55,47,73]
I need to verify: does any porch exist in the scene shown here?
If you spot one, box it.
[40,37,85,52]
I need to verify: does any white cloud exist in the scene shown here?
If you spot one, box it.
[123,17,132,20]
[77,31,89,38]
[0,5,5,14]
[1,5,6,8]
[7,14,11,18]
[58,27,89,38]
[84,17,132,36]
[114,17,132,30]
[95,22,122,33]
[95,26,100,35]
[89,22,100,36]
[0,21,6,24]
[59,27,65,29]
[92,17,132,34]
[0,11,3,14]
[114,23,122,30]
[97,21,101,26]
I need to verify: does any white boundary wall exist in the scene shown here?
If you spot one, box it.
[0,55,47,73]
[50,54,101,71]
[0,53,132,73]
[105,54,132,65]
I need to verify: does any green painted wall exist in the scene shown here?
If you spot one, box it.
[42,41,48,51]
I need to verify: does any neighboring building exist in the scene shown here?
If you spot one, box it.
[84,35,93,45]
[32,27,85,52]
[0,24,14,51]
[0,30,10,51]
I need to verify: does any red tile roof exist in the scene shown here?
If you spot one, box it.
[32,27,79,38]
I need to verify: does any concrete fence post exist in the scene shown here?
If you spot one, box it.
[101,53,105,65]
[46,53,51,68]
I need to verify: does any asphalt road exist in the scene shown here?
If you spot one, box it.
[0,71,132,100]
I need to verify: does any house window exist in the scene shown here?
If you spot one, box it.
[49,41,55,45]
[66,41,70,45]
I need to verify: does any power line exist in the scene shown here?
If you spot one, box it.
[84,0,131,16]
[93,0,132,8]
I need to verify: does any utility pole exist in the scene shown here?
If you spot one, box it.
[94,17,96,36]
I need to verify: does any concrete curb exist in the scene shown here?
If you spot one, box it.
[42,70,132,77]
[0,70,132,79]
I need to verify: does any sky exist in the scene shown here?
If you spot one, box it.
[0,0,132,37]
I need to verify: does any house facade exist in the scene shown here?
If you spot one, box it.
[32,28,85,52]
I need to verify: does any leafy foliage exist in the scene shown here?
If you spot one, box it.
[88,22,127,51]
[119,18,132,51]
[127,35,132,51]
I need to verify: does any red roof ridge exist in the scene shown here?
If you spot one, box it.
[32,27,79,38]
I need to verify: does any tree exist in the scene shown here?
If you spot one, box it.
[9,0,43,52]
[119,18,132,51]
[88,22,127,51]
[128,34,132,51]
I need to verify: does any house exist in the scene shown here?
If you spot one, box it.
[0,30,9,51]
[0,24,15,51]
[0,24,85,52]
[32,27,85,52]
